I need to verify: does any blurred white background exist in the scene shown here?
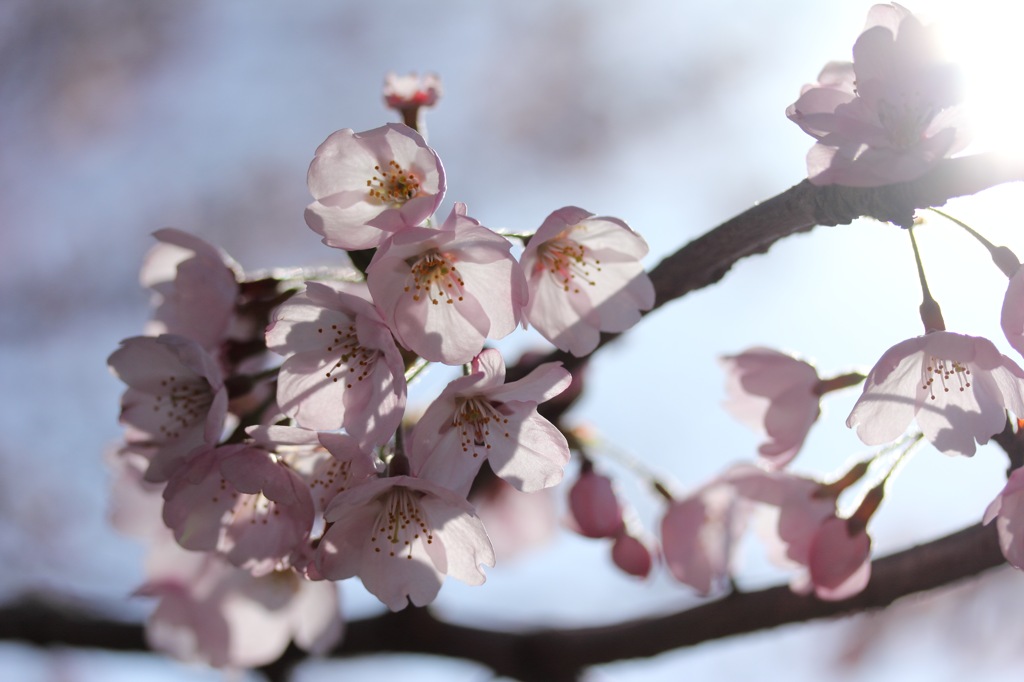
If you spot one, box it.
[4,0,1024,679]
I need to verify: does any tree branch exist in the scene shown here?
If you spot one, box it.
[0,522,1005,681]
[530,153,1024,380]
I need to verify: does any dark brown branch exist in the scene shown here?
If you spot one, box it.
[536,153,1024,380]
[1,522,1005,681]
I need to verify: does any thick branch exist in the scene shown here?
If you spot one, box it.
[1,522,1005,681]
[532,153,1024,379]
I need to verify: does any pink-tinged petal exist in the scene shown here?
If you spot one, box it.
[846,337,928,445]
[162,447,233,551]
[487,410,570,492]
[1002,267,1024,359]
[316,503,379,581]
[569,470,623,539]
[611,532,654,578]
[470,348,508,389]
[487,362,571,404]
[661,495,716,594]
[289,579,344,655]
[420,494,495,586]
[985,467,1024,569]
[808,517,871,601]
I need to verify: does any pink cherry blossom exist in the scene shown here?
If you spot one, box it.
[384,72,442,111]
[266,281,407,449]
[568,468,623,539]
[140,228,240,351]
[1001,266,1024,359]
[806,517,872,600]
[727,465,870,600]
[246,425,381,517]
[520,206,655,357]
[660,480,748,596]
[787,4,967,187]
[315,475,495,611]
[366,204,528,364]
[984,466,1024,570]
[108,334,228,482]
[409,348,571,496]
[140,554,342,668]
[162,444,315,575]
[304,123,446,251]
[720,347,822,468]
[846,332,1024,457]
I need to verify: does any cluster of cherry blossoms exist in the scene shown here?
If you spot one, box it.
[101,5,1024,672]
[106,73,657,667]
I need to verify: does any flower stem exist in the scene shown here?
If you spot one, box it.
[909,227,946,333]
[928,208,1020,278]
[813,371,865,396]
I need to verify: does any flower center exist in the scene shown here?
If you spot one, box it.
[153,375,213,441]
[366,160,421,207]
[404,251,465,305]
[370,487,433,559]
[453,397,510,457]
[536,230,601,293]
[921,357,972,400]
[316,321,377,387]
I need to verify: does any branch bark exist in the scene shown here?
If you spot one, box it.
[1,522,1005,681]
[529,153,1024,380]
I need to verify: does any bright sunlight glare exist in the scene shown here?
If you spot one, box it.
[932,2,1024,157]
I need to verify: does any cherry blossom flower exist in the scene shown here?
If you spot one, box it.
[246,425,381,517]
[108,334,228,482]
[304,123,446,251]
[140,228,240,351]
[787,4,967,187]
[266,281,406,449]
[806,517,872,600]
[520,206,655,357]
[728,465,870,600]
[409,348,571,496]
[315,475,495,611]
[984,466,1024,570]
[846,332,1024,456]
[660,479,748,596]
[139,553,342,668]
[162,444,315,575]
[720,347,822,468]
[366,204,528,364]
